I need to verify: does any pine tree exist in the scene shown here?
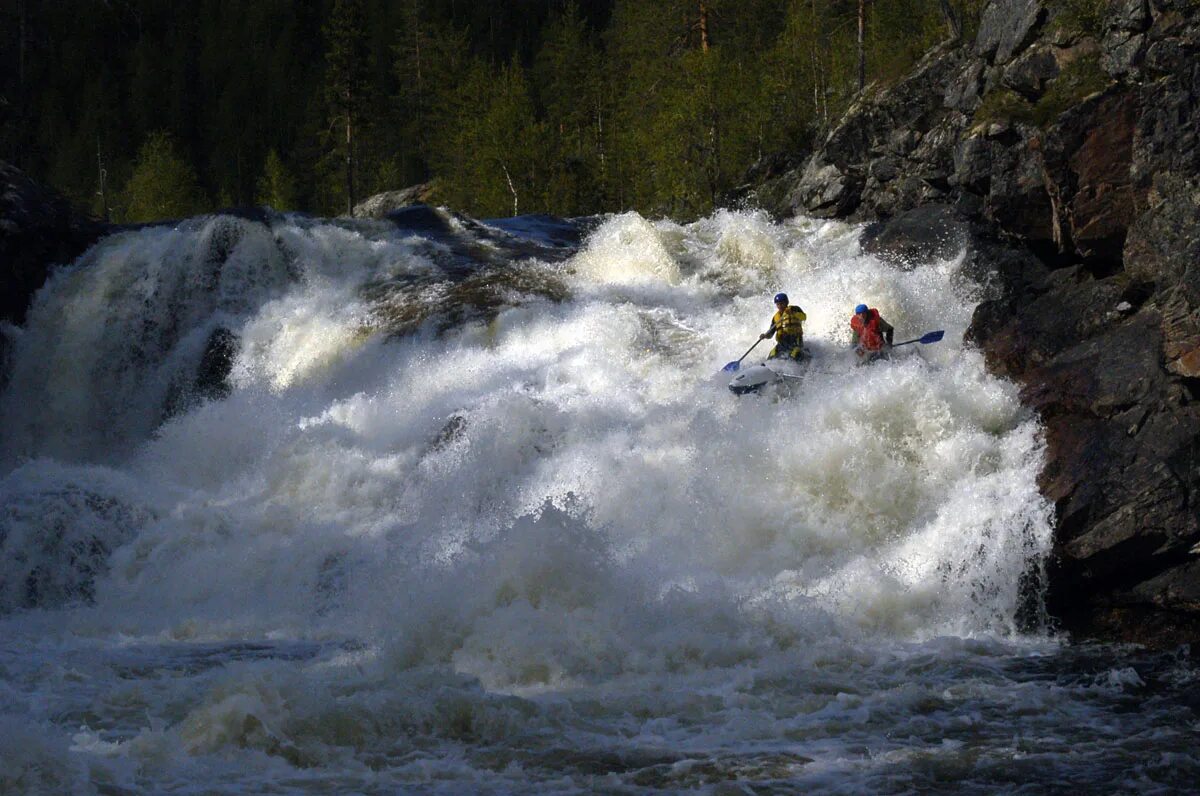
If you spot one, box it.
[256,149,299,210]
[533,1,606,215]
[393,7,475,187]
[324,0,373,215]
[13,0,1001,220]
[122,131,206,222]
[438,57,541,217]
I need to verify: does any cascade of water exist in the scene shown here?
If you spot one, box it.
[1,208,1135,796]
[0,207,1051,637]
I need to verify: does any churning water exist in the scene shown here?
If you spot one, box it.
[0,208,1196,794]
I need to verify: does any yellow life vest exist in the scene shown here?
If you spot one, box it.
[771,306,806,341]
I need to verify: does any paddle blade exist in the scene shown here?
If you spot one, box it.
[722,361,741,372]
[920,330,945,344]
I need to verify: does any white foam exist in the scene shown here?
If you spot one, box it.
[0,208,1084,792]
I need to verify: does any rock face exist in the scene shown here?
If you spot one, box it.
[760,0,1200,646]
[352,182,436,219]
[0,161,107,326]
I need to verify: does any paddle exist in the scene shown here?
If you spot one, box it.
[722,338,764,372]
[892,330,945,347]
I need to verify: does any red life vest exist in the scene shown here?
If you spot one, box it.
[851,308,886,351]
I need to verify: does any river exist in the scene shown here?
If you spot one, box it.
[1,208,1195,793]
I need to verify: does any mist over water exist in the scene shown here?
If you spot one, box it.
[1,209,1196,794]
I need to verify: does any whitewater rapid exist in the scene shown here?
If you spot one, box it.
[1,208,1195,794]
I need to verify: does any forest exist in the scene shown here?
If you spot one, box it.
[1,0,994,222]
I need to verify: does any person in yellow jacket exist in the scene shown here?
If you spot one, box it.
[759,292,807,361]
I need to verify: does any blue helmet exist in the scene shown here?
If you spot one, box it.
[855,303,869,314]
[774,292,788,304]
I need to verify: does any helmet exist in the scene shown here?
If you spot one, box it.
[774,292,788,304]
[855,303,868,314]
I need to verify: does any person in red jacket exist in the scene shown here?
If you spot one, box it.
[850,303,894,362]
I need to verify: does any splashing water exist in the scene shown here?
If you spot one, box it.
[0,209,1196,794]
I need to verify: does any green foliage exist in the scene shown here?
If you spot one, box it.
[1048,0,1109,38]
[121,132,206,222]
[973,53,1110,130]
[13,0,990,221]
[323,0,374,215]
[432,58,543,217]
[955,0,995,42]
[531,2,607,215]
[1030,53,1109,126]
[256,149,299,211]
[973,89,1036,127]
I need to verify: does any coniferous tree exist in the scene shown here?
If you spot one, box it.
[324,0,374,215]
[256,149,299,210]
[533,1,607,215]
[436,57,541,217]
[122,131,206,222]
[393,5,477,188]
[11,0,999,221]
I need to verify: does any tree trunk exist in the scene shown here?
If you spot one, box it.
[699,2,710,52]
[501,163,518,216]
[857,0,866,93]
[811,0,826,125]
[96,140,109,222]
[595,97,605,177]
[345,114,355,216]
[18,0,27,88]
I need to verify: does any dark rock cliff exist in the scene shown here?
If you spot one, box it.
[750,0,1200,646]
[0,162,108,326]
[1,162,109,390]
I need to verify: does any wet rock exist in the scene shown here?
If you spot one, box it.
[386,203,458,235]
[353,182,435,219]
[859,204,969,266]
[790,161,860,217]
[0,484,153,613]
[1130,558,1200,614]
[194,326,239,401]
[0,161,108,325]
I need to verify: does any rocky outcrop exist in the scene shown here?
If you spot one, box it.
[0,161,107,326]
[352,182,436,219]
[758,0,1200,646]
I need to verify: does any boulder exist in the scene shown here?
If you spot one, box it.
[790,160,861,217]
[1002,45,1061,97]
[945,60,986,111]
[0,161,107,325]
[976,0,1046,64]
[352,182,435,219]
[859,204,969,266]
[1107,0,1151,32]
